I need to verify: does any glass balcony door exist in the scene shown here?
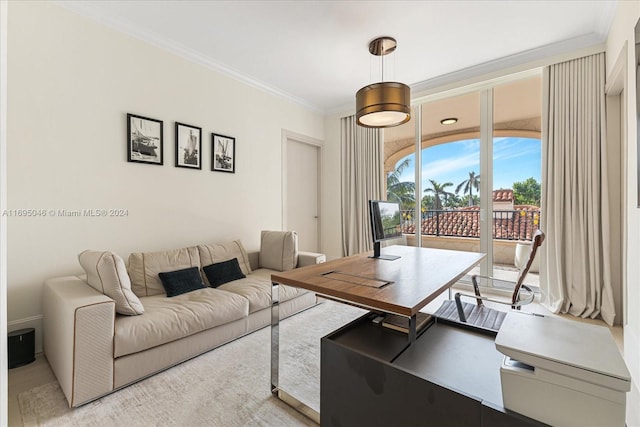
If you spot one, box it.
[489,77,542,289]
[383,73,542,289]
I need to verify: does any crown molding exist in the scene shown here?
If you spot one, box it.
[54,1,324,115]
[410,34,605,101]
[594,1,618,40]
[54,1,611,119]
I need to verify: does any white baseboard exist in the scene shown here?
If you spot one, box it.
[8,315,43,354]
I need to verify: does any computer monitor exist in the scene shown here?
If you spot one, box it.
[368,200,402,260]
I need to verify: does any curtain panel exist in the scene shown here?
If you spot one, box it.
[340,116,384,256]
[541,52,616,325]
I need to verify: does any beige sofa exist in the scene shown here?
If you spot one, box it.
[43,231,324,407]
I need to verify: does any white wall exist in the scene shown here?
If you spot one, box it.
[6,1,324,351]
[606,1,640,425]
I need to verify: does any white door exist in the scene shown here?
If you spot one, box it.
[285,136,320,252]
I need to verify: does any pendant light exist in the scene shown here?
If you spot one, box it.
[356,36,411,128]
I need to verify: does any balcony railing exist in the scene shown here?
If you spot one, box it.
[400,209,540,241]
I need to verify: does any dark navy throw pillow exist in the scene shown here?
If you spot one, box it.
[158,266,205,297]
[203,258,246,288]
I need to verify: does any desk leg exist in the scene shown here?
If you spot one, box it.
[270,281,279,395]
[270,281,320,424]
[408,314,417,343]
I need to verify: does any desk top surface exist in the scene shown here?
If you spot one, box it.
[272,245,485,316]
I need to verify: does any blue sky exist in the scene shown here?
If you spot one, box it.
[396,137,541,192]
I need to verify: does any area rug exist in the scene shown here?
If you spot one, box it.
[18,301,367,427]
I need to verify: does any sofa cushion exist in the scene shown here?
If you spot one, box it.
[218,277,271,313]
[159,266,205,297]
[203,258,246,288]
[220,268,309,313]
[197,240,252,286]
[113,288,249,358]
[78,250,144,315]
[128,246,201,297]
[259,230,298,272]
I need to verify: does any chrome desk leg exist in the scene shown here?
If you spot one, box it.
[270,281,279,395]
[270,281,320,424]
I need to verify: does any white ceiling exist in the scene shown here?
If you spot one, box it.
[59,0,617,114]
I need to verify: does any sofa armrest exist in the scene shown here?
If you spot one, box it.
[297,251,326,267]
[43,276,116,407]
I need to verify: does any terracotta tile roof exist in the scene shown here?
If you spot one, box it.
[401,205,540,241]
[493,189,514,202]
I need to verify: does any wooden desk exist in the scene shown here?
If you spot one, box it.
[270,245,485,422]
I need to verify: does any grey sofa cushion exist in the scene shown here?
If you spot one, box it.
[113,288,249,358]
[197,240,252,286]
[259,230,298,271]
[225,268,309,313]
[128,246,201,297]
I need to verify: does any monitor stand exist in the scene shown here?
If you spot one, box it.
[369,241,401,261]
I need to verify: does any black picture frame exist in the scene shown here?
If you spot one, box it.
[211,133,236,173]
[175,122,202,169]
[127,113,163,165]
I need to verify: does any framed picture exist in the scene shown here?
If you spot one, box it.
[175,122,202,169]
[127,113,163,165]
[212,133,236,173]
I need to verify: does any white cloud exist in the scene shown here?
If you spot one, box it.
[494,138,540,161]
[422,151,479,182]
[395,137,540,184]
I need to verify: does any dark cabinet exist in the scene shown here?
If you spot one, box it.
[320,315,545,427]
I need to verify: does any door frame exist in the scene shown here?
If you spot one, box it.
[605,41,627,325]
[281,129,324,252]
[1,0,9,421]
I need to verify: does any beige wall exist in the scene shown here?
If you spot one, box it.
[6,2,324,351]
[606,1,640,425]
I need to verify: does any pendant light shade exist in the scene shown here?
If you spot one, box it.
[356,82,411,128]
[356,37,411,128]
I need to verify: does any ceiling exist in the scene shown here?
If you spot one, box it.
[60,1,617,114]
[385,74,542,143]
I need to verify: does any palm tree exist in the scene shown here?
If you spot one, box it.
[456,171,481,207]
[424,179,454,210]
[387,158,415,209]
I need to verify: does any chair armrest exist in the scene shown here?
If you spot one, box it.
[456,285,535,308]
[43,276,116,407]
[471,274,519,290]
[297,251,326,267]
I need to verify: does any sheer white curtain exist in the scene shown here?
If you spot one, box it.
[541,53,616,325]
[340,116,384,256]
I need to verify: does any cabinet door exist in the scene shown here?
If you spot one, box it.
[321,336,481,427]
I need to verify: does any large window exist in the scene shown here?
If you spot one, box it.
[383,74,542,288]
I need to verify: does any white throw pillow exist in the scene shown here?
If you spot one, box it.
[259,230,298,272]
[78,250,144,315]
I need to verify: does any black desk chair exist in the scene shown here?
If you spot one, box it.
[434,230,545,333]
